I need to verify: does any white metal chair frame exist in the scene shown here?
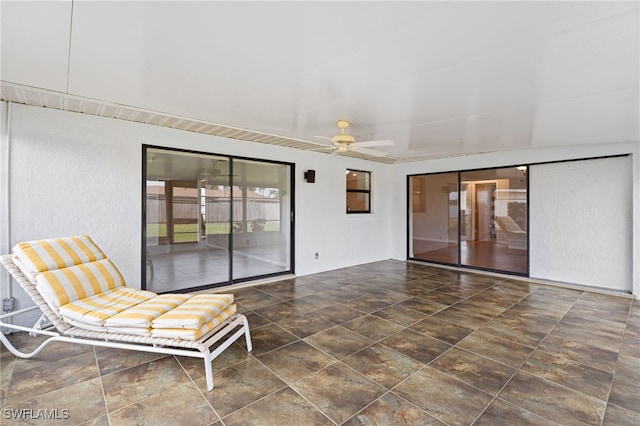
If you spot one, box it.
[0,254,252,391]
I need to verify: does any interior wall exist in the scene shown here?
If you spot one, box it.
[1,102,394,320]
[392,141,640,298]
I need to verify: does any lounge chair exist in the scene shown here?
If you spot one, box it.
[495,216,527,250]
[0,235,252,391]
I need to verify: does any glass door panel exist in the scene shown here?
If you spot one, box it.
[460,167,527,274]
[231,159,292,280]
[144,148,231,291]
[409,173,459,265]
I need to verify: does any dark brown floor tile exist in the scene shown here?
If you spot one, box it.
[410,316,473,344]
[393,365,493,424]
[5,351,99,406]
[491,279,541,295]
[342,315,404,341]
[342,343,424,389]
[433,306,495,330]
[176,342,252,380]
[222,386,333,426]
[573,292,632,321]
[499,372,606,425]
[621,326,640,358]
[340,295,392,313]
[563,305,630,328]
[1,378,105,426]
[286,294,337,311]
[367,288,412,304]
[396,297,447,315]
[522,350,613,400]
[313,304,366,325]
[10,338,94,371]
[603,403,640,425]
[380,329,451,364]
[253,301,308,322]
[95,346,167,375]
[614,353,640,380]
[371,305,428,327]
[419,290,466,305]
[101,356,191,412]
[475,398,560,425]
[304,326,373,359]
[243,323,299,356]
[452,298,510,317]
[431,347,516,395]
[291,362,386,425]
[242,310,271,328]
[457,330,533,368]
[234,288,281,310]
[537,332,620,373]
[343,392,444,425]
[79,415,110,426]
[608,375,640,414]
[257,340,334,383]
[276,312,336,338]
[199,358,286,418]
[530,286,582,303]
[255,282,317,300]
[108,382,218,425]
[479,314,557,348]
[554,318,626,349]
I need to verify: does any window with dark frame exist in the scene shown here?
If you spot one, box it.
[346,169,371,213]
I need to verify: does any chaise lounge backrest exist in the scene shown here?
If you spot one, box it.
[11,235,237,341]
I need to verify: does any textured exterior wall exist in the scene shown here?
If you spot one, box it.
[530,157,633,291]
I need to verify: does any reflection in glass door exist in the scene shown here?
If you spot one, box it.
[232,159,292,280]
[409,167,528,275]
[144,147,293,292]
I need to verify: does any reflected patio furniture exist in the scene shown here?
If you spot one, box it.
[495,216,527,250]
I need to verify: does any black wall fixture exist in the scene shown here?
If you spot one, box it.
[304,170,316,183]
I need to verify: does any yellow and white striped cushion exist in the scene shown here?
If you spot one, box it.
[151,304,236,340]
[105,294,192,328]
[13,235,106,282]
[37,259,126,311]
[151,294,234,330]
[59,287,157,327]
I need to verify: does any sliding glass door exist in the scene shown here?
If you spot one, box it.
[409,167,528,275]
[144,146,293,292]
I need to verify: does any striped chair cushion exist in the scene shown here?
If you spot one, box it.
[37,259,127,311]
[105,294,192,328]
[151,304,236,340]
[60,287,157,328]
[13,235,106,283]
[151,294,234,330]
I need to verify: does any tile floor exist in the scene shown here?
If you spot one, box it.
[1,260,639,425]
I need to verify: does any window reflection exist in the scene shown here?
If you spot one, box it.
[409,166,528,275]
[144,147,292,291]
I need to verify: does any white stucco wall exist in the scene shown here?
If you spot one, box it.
[529,156,633,291]
[392,142,640,298]
[0,102,394,319]
[1,101,639,321]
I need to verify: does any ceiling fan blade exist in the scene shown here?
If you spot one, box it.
[352,139,394,148]
[352,147,388,157]
[313,136,336,146]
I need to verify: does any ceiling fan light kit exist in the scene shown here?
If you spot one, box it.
[314,120,395,158]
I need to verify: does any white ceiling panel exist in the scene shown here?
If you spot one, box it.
[1,1,638,163]
[0,0,72,91]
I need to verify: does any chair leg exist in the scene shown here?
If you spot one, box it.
[204,351,215,391]
[242,316,253,352]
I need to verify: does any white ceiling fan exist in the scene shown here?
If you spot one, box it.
[314,120,394,157]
